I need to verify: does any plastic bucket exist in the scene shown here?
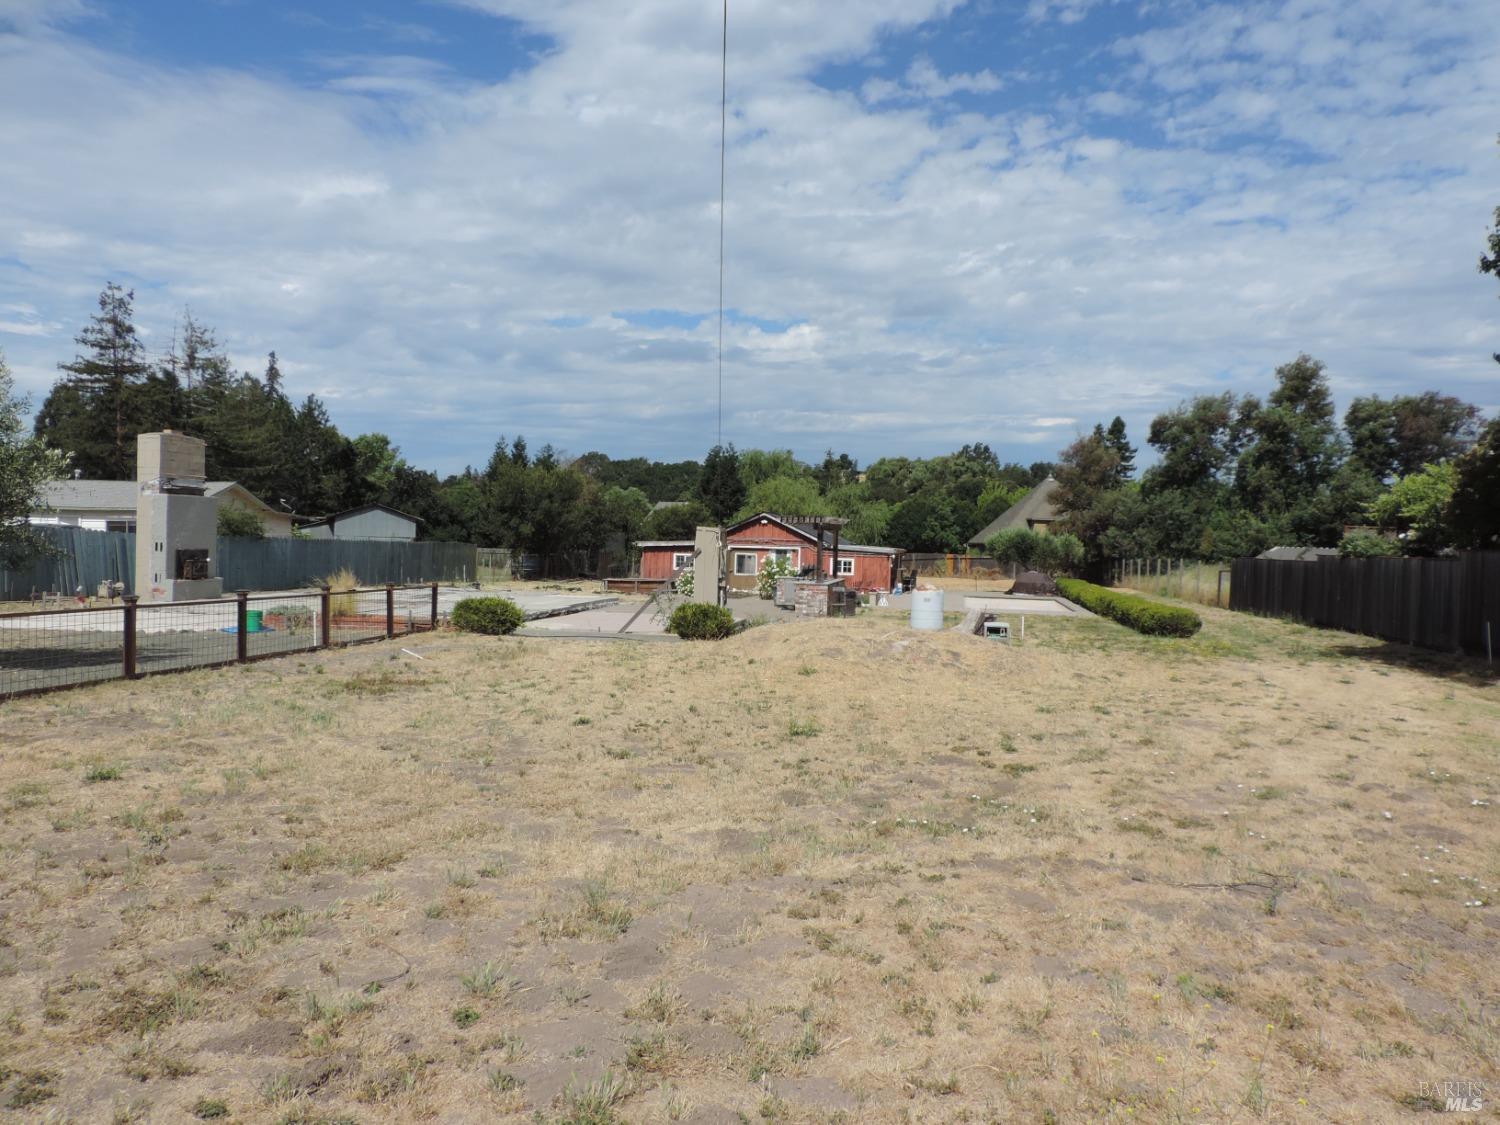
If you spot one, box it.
[909,589,944,631]
[245,610,264,633]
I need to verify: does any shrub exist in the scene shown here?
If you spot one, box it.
[1033,533,1084,575]
[1338,532,1401,558]
[986,529,1084,575]
[264,604,313,631]
[757,554,795,599]
[674,567,694,599]
[667,602,736,640]
[451,597,526,635]
[1057,577,1202,637]
[216,505,265,539]
[320,567,360,616]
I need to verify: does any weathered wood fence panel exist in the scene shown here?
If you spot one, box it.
[1229,553,1500,657]
[0,527,135,599]
[2,530,480,596]
[216,539,479,590]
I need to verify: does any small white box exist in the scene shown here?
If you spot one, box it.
[983,620,1011,642]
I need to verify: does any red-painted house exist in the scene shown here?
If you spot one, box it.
[638,513,904,592]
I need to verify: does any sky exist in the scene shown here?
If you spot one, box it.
[1,0,1497,476]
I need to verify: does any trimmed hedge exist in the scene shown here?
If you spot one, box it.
[450,596,526,635]
[1057,578,1202,638]
[667,602,737,640]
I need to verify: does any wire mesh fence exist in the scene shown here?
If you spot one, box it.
[0,606,128,696]
[1,585,442,701]
[1111,558,1231,608]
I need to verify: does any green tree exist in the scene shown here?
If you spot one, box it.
[1146,394,1245,493]
[698,444,746,524]
[973,480,1024,530]
[595,485,651,550]
[862,456,919,504]
[1104,416,1135,483]
[824,482,891,545]
[1,353,68,565]
[352,433,406,497]
[1368,463,1457,554]
[986,527,1041,570]
[884,494,964,553]
[1034,532,1084,575]
[1053,429,1123,560]
[737,475,829,521]
[813,450,859,492]
[1338,532,1401,558]
[1345,393,1481,481]
[42,284,153,478]
[216,505,266,539]
[1234,355,1345,544]
[641,499,712,540]
[738,448,809,490]
[1445,418,1500,547]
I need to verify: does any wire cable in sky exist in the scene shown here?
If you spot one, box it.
[717,0,728,447]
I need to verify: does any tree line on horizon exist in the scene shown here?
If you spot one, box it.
[5,271,1500,565]
[1049,355,1496,562]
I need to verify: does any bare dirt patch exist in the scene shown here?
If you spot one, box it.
[0,606,1495,1121]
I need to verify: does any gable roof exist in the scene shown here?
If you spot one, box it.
[967,477,1063,547]
[297,502,422,530]
[37,480,282,516]
[724,512,821,544]
[720,514,903,555]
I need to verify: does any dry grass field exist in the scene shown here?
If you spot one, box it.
[0,602,1496,1122]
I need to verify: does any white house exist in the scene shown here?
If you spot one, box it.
[296,503,419,542]
[29,480,296,537]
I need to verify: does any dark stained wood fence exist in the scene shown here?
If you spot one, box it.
[1230,552,1500,657]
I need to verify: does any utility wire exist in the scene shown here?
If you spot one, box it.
[717,0,728,447]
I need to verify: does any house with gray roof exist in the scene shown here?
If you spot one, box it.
[29,480,295,537]
[967,476,1063,550]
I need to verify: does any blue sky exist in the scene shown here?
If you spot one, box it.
[0,0,1496,475]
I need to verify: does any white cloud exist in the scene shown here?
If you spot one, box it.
[0,0,1496,472]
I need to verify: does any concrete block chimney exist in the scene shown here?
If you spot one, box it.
[134,431,225,602]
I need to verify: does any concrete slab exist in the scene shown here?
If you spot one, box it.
[520,602,669,636]
[962,594,1084,617]
[884,588,1090,618]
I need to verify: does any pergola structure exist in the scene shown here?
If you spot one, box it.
[781,514,850,580]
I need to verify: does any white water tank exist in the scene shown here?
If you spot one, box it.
[910,588,944,631]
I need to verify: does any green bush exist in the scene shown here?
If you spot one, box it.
[985,528,1084,575]
[757,554,795,599]
[1057,577,1202,637]
[216,505,265,539]
[450,597,526,635]
[1338,532,1401,558]
[667,602,737,640]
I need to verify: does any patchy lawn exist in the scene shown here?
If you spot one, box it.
[0,604,1496,1122]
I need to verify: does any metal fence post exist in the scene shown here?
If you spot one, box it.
[319,585,332,648]
[430,582,439,631]
[236,590,249,663]
[385,584,395,639]
[122,595,139,680]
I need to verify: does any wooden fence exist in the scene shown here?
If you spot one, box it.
[1,527,479,597]
[907,554,1005,577]
[1230,552,1500,658]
